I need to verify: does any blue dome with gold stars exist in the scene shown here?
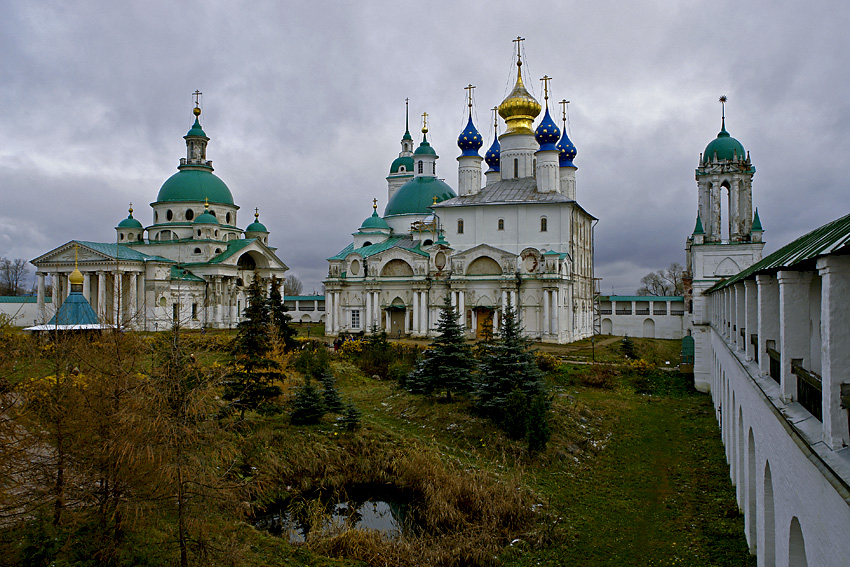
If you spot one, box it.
[557,127,577,168]
[534,108,561,151]
[485,137,500,171]
[457,116,483,157]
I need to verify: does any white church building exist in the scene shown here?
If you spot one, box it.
[324,45,595,343]
[685,106,850,565]
[30,102,289,330]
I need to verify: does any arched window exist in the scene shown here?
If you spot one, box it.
[432,162,436,174]
[533,158,537,177]
[119,233,125,241]
[154,211,158,223]
[498,218,505,231]
[399,166,405,172]
[457,219,464,234]
[226,212,231,224]
[418,160,423,174]
[194,247,202,254]
[514,158,519,178]
[540,217,548,232]
[185,209,194,221]
[363,241,372,247]
[423,239,433,246]
[166,209,173,221]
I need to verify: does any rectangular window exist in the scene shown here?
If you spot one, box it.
[498,218,504,231]
[192,303,198,319]
[540,217,548,232]
[351,309,361,329]
[457,219,464,234]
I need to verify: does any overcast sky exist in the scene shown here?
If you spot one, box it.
[2,0,848,295]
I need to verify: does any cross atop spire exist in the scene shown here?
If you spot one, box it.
[559,99,570,127]
[254,207,259,220]
[541,75,552,103]
[492,106,499,134]
[372,198,378,211]
[421,112,429,134]
[513,36,525,66]
[465,84,476,114]
[405,97,409,131]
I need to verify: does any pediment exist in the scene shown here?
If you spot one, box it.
[451,243,513,260]
[32,241,117,266]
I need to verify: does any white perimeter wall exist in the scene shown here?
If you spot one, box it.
[711,328,850,566]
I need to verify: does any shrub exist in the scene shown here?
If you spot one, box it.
[290,378,326,425]
[339,402,362,431]
[535,351,561,373]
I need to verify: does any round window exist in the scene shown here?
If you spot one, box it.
[186,209,194,221]
[166,209,173,221]
[435,251,446,270]
[350,259,360,276]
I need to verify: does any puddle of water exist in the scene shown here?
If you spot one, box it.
[254,486,413,543]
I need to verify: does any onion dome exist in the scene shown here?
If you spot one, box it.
[485,137,501,171]
[117,205,143,228]
[360,205,390,230]
[703,118,746,164]
[186,110,207,138]
[414,132,437,156]
[535,107,560,151]
[390,155,414,174]
[245,209,268,233]
[557,128,577,167]
[194,200,219,224]
[458,115,483,156]
[384,177,456,216]
[498,58,541,135]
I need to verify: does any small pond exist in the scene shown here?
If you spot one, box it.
[254,484,416,543]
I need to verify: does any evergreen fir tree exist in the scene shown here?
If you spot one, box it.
[320,371,345,413]
[289,377,326,425]
[476,295,550,447]
[621,336,637,359]
[224,273,281,419]
[406,293,475,400]
[268,276,297,351]
[340,401,362,431]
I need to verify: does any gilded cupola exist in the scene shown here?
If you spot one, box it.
[498,39,542,135]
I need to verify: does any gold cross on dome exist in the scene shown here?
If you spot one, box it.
[559,99,570,122]
[372,198,378,210]
[254,207,259,220]
[464,84,475,109]
[421,111,429,133]
[513,36,525,64]
[541,75,552,101]
[193,90,202,107]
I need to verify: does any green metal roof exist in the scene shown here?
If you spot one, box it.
[76,241,173,263]
[186,117,207,138]
[170,266,205,282]
[205,238,256,264]
[751,208,763,232]
[194,211,219,224]
[709,211,850,292]
[413,134,437,156]
[48,292,98,326]
[117,214,143,229]
[693,213,705,235]
[384,176,456,216]
[0,296,52,303]
[598,295,684,302]
[284,295,324,301]
[360,210,390,230]
[246,221,268,232]
[156,169,234,205]
[702,121,746,164]
[328,236,428,261]
[389,156,414,175]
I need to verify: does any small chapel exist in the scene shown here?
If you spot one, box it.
[31,97,289,330]
[325,41,596,343]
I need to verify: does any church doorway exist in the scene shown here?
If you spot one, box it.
[475,308,494,339]
[387,307,406,338]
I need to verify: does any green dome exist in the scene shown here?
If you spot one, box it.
[156,169,234,205]
[117,214,143,229]
[390,155,414,175]
[246,221,268,232]
[703,122,746,164]
[360,209,390,230]
[384,177,456,217]
[194,211,219,224]
[186,117,207,138]
[414,140,437,156]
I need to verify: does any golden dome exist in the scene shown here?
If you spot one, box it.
[69,267,84,286]
[498,61,541,135]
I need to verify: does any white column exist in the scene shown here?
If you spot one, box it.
[365,292,372,330]
[51,272,59,309]
[385,309,390,332]
[113,272,121,326]
[735,282,746,351]
[817,256,850,449]
[214,277,222,326]
[744,280,758,361]
[37,273,45,322]
[82,273,91,302]
[336,292,343,332]
[327,292,335,333]
[542,290,550,335]
[458,290,465,328]
[420,291,428,334]
[412,291,420,334]
[97,271,106,321]
[552,289,560,336]
[129,272,138,326]
[65,273,71,298]
[777,270,812,403]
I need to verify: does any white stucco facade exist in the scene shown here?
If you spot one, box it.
[597,296,684,340]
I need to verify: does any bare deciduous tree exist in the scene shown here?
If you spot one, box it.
[0,258,29,296]
[636,262,684,296]
[283,274,303,296]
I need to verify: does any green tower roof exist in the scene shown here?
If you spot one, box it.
[703,120,746,164]
[384,176,456,216]
[751,208,763,232]
[360,209,390,230]
[693,212,705,235]
[156,169,234,205]
[390,155,414,175]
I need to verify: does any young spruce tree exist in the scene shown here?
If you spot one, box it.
[476,295,550,448]
[225,273,281,418]
[267,275,297,352]
[407,293,475,400]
